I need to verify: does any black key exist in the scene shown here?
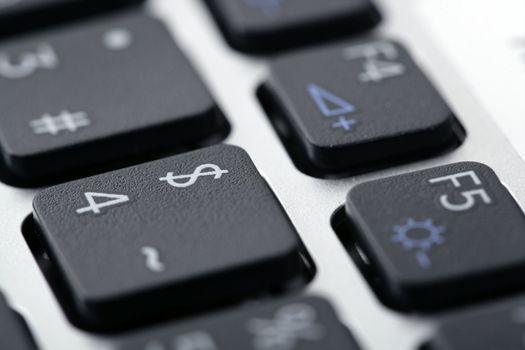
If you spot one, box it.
[0,12,228,184]
[0,293,37,350]
[32,145,309,330]
[427,298,525,350]
[0,0,144,38]
[344,162,525,311]
[120,297,360,350]
[259,40,464,177]
[205,0,381,53]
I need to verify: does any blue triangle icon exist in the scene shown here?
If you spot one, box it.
[307,84,356,118]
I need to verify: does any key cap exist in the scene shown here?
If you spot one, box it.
[0,12,228,184]
[120,297,360,350]
[344,162,525,311]
[205,0,381,53]
[0,0,144,38]
[259,40,464,177]
[32,145,309,330]
[426,298,525,350]
[0,293,38,350]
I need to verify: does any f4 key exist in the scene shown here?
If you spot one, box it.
[342,162,525,311]
[260,40,464,177]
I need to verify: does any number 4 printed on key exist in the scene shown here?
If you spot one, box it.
[76,192,130,215]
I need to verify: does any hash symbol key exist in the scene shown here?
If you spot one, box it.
[0,12,228,184]
[345,162,525,310]
[32,145,308,331]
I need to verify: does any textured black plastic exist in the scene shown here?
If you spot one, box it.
[346,162,525,310]
[0,293,37,350]
[33,145,305,330]
[429,297,525,349]
[120,297,361,350]
[205,0,381,53]
[0,12,228,182]
[0,0,145,38]
[263,39,464,176]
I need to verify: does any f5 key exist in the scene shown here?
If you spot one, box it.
[343,162,525,311]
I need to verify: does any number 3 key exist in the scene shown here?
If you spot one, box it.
[343,162,525,310]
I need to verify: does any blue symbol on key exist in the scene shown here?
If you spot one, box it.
[307,84,356,118]
[332,116,357,131]
[307,83,358,132]
[391,218,446,269]
[244,0,284,16]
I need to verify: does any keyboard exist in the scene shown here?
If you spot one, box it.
[1,0,525,349]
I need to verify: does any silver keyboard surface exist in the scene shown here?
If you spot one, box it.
[1,0,525,349]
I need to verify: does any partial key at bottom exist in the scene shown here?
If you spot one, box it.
[120,297,360,350]
[0,293,37,350]
[426,298,525,349]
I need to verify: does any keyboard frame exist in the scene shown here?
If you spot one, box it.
[1,0,525,349]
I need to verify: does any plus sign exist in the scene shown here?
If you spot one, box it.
[332,117,357,132]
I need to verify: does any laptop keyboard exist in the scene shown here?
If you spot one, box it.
[1,0,525,349]
[0,11,228,185]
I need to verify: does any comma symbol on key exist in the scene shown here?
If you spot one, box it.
[141,247,166,273]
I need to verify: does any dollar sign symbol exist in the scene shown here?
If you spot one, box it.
[159,164,229,188]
